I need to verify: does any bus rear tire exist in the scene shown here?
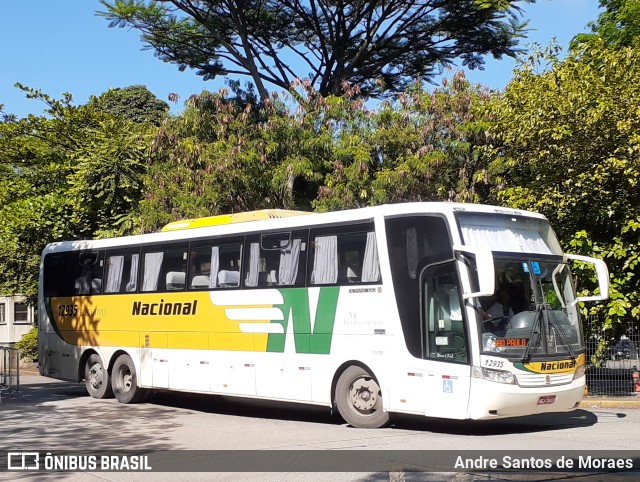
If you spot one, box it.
[84,354,113,399]
[112,354,145,404]
[335,366,389,428]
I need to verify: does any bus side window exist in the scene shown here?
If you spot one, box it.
[189,241,243,290]
[104,251,140,293]
[308,228,380,286]
[141,244,188,292]
[74,251,104,295]
[243,231,307,288]
[44,253,78,297]
[423,263,468,363]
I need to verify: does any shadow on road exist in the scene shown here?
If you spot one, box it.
[3,376,601,444]
[144,389,601,436]
[148,389,342,425]
[392,409,599,435]
[1,379,176,474]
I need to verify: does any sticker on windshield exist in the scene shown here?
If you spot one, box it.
[522,262,529,273]
[531,261,541,274]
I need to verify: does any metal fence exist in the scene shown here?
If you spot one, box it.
[584,316,640,397]
[0,346,22,405]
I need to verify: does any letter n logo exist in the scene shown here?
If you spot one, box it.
[267,287,339,354]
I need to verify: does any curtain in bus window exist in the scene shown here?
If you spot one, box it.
[209,246,220,288]
[246,243,260,287]
[311,235,338,284]
[278,238,301,285]
[142,252,163,291]
[105,255,124,293]
[362,232,381,283]
[126,254,139,292]
[461,225,553,254]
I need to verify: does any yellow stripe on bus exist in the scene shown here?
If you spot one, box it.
[51,293,271,352]
[161,209,310,231]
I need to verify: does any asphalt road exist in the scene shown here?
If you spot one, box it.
[1,375,639,481]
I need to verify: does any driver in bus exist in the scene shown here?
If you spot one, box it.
[483,287,514,331]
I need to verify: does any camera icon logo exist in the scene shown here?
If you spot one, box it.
[7,452,40,470]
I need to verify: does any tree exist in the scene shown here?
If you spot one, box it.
[99,0,533,99]
[0,86,153,300]
[572,0,640,49]
[314,71,494,211]
[481,42,640,330]
[0,104,17,123]
[132,83,331,232]
[88,84,170,125]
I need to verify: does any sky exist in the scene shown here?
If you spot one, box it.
[1,0,601,119]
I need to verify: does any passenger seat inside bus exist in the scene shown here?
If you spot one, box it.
[166,271,186,290]
[190,275,210,289]
[218,270,240,287]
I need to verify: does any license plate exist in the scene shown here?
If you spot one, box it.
[537,395,557,405]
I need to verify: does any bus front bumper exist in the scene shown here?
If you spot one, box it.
[467,376,585,420]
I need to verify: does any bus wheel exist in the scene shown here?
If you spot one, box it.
[335,366,389,428]
[84,354,113,399]
[112,354,144,404]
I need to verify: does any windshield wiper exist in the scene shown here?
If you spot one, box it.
[521,304,544,363]
[547,309,576,359]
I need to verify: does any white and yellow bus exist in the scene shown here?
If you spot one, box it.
[38,203,609,428]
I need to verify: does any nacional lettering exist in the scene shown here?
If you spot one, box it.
[132,299,198,316]
[540,360,576,371]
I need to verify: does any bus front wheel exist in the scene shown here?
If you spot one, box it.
[112,354,145,404]
[335,366,389,428]
[84,354,113,399]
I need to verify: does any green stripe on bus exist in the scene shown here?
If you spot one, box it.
[267,287,340,354]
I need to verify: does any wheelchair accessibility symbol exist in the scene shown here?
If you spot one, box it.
[443,379,453,393]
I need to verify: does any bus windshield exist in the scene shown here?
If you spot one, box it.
[477,258,583,359]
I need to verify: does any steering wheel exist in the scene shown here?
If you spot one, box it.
[484,315,508,331]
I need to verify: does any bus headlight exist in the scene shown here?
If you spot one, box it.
[573,364,586,380]
[472,366,516,385]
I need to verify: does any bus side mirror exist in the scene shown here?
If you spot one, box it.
[453,245,495,300]
[565,254,610,303]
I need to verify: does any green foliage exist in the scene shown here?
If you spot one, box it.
[315,72,494,210]
[0,85,154,299]
[0,103,17,123]
[133,82,331,231]
[15,326,38,361]
[572,0,640,50]
[131,74,494,230]
[482,41,640,328]
[89,85,169,125]
[99,0,533,99]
